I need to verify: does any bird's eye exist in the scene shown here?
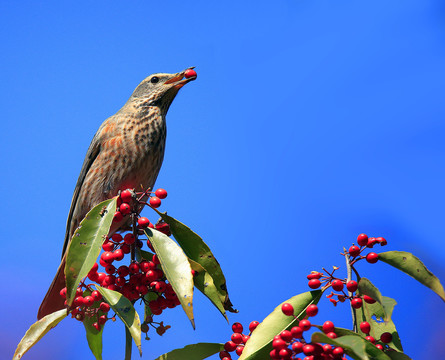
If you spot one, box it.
[150,76,159,84]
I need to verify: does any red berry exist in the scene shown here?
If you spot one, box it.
[113,249,124,261]
[306,304,318,317]
[351,297,363,309]
[89,263,99,274]
[98,315,107,325]
[346,280,358,292]
[376,344,384,350]
[105,264,116,274]
[272,338,286,349]
[129,262,140,274]
[111,234,123,242]
[235,345,244,356]
[219,351,230,359]
[299,319,311,331]
[322,321,335,334]
[232,322,243,333]
[119,203,131,215]
[101,251,114,264]
[138,217,151,228]
[303,344,315,355]
[184,69,197,79]
[377,237,387,246]
[120,190,132,203]
[91,290,102,301]
[269,349,280,359]
[99,302,110,312]
[249,321,259,332]
[363,295,376,304]
[366,252,379,264]
[278,348,291,359]
[322,344,333,354]
[367,237,379,248]
[348,245,360,257]
[291,326,303,339]
[231,332,243,344]
[92,322,101,331]
[292,341,303,353]
[59,288,67,299]
[102,241,114,251]
[149,196,162,208]
[74,296,85,306]
[308,279,321,289]
[360,321,371,334]
[281,303,294,316]
[155,188,168,199]
[366,335,375,344]
[357,233,368,246]
[113,211,123,222]
[331,279,344,291]
[307,272,322,280]
[153,254,160,265]
[380,332,393,343]
[327,332,337,339]
[333,347,344,356]
[224,341,237,352]
[84,296,94,306]
[121,243,131,254]
[117,265,130,277]
[280,330,293,342]
[124,233,136,245]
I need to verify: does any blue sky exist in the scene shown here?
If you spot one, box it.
[1,1,444,359]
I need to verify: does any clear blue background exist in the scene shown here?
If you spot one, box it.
[1,1,444,359]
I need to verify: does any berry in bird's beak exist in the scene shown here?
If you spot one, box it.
[184,69,197,79]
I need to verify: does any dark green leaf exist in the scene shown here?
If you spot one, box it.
[385,349,413,359]
[83,289,104,360]
[189,259,227,321]
[379,251,445,301]
[238,290,322,360]
[312,332,392,360]
[65,198,117,304]
[95,285,142,356]
[145,228,195,328]
[13,309,67,360]
[358,278,388,320]
[152,210,235,312]
[154,343,224,360]
[355,295,403,352]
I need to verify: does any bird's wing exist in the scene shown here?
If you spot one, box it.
[60,120,109,258]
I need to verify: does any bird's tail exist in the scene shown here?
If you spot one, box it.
[37,255,67,320]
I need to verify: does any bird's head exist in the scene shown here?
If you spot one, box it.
[130,67,197,112]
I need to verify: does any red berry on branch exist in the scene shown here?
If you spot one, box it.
[98,315,107,325]
[346,280,358,292]
[101,251,114,264]
[235,345,244,356]
[155,188,168,199]
[299,319,311,331]
[113,211,124,222]
[149,196,162,208]
[91,290,102,301]
[348,245,360,257]
[363,295,376,304]
[184,69,197,79]
[232,322,243,334]
[280,330,293,342]
[278,348,290,359]
[231,333,243,344]
[322,344,333,354]
[281,303,294,316]
[306,304,318,317]
[120,190,132,204]
[360,321,371,334]
[74,296,85,306]
[76,287,84,297]
[291,326,303,339]
[322,321,335,334]
[112,234,123,242]
[308,279,321,289]
[332,347,344,356]
[380,332,393,343]
[376,344,384,350]
[249,321,259,332]
[272,338,286,349]
[269,349,279,360]
[377,237,387,246]
[366,335,375,344]
[102,241,114,252]
[92,322,101,331]
[59,288,67,299]
[121,243,131,254]
[224,341,237,352]
[307,272,322,280]
[84,296,94,306]
[351,297,363,309]
[366,252,379,264]
[367,237,379,248]
[331,279,344,291]
[303,344,315,355]
[138,217,151,228]
[124,233,136,245]
[357,233,368,246]
[119,203,131,215]
[113,249,124,261]
[117,265,130,277]
[153,254,160,265]
[218,351,230,359]
[326,332,337,339]
[292,341,303,353]
[99,302,110,312]
[105,265,116,274]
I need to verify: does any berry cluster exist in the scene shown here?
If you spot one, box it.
[306,234,387,308]
[62,187,178,334]
[220,321,260,359]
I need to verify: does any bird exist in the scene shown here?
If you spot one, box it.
[37,67,197,319]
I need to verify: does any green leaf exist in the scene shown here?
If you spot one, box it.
[189,258,227,321]
[82,289,104,360]
[355,295,403,352]
[152,210,235,312]
[143,291,159,321]
[311,332,392,360]
[238,290,322,360]
[358,278,388,320]
[13,309,67,360]
[385,349,413,359]
[65,198,117,305]
[95,285,142,356]
[379,251,445,301]
[145,228,195,329]
[154,343,224,360]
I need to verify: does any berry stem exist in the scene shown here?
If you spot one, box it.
[344,248,357,332]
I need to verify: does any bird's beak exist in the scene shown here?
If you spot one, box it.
[164,67,197,89]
